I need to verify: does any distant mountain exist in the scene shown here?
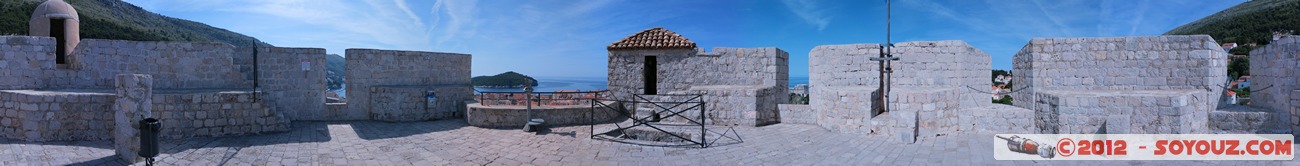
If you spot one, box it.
[326,54,345,90]
[1165,0,1299,48]
[472,71,539,88]
[1,0,269,47]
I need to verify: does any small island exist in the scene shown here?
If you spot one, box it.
[472,71,539,88]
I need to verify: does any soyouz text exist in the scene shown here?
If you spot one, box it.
[995,134,1295,160]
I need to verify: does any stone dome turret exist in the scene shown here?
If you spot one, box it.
[28,0,80,65]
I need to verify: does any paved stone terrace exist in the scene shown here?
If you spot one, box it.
[2,120,1296,165]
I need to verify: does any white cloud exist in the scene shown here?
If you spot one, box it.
[781,0,832,31]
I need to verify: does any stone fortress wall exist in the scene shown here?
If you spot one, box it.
[1012,35,1227,134]
[1249,35,1300,133]
[792,35,1300,141]
[807,41,992,141]
[254,47,327,121]
[345,49,473,122]
[607,47,788,126]
[0,35,474,141]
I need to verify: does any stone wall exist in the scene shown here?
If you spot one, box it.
[0,89,291,141]
[368,86,471,122]
[607,47,788,126]
[57,39,250,89]
[0,36,254,90]
[466,101,621,128]
[346,49,472,121]
[959,105,1035,134]
[777,104,814,124]
[688,85,783,126]
[151,91,290,139]
[808,41,990,134]
[1033,90,1211,134]
[0,90,115,141]
[1011,35,1228,110]
[1011,35,1228,134]
[0,36,53,89]
[1248,35,1299,133]
[255,47,327,120]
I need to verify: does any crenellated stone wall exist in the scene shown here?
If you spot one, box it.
[346,49,472,121]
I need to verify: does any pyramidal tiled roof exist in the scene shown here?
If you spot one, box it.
[607,27,697,50]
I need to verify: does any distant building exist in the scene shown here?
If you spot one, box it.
[993,74,1011,84]
[1275,30,1294,41]
[1237,75,1251,88]
[1222,43,1237,52]
[790,84,810,96]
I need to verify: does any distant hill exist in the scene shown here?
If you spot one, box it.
[326,54,345,90]
[472,72,539,88]
[1165,0,1300,49]
[1,0,269,47]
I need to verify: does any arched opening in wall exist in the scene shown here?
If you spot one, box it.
[643,56,658,95]
[50,18,67,64]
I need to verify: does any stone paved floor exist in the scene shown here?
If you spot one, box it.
[2,120,1297,165]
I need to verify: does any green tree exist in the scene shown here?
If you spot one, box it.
[1227,56,1250,78]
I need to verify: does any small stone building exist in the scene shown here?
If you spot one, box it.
[606,27,788,126]
[28,0,80,68]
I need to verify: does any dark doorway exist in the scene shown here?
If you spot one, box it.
[50,18,66,64]
[643,56,657,95]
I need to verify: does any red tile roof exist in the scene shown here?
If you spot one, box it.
[607,27,697,50]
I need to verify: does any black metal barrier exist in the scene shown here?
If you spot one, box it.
[589,94,712,148]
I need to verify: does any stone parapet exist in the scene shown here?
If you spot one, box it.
[1210,106,1274,134]
[777,104,813,124]
[687,85,782,126]
[0,90,115,141]
[151,90,290,139]
[959,105,1035,134]
[466,101,621,128]
[810,86,877,133]
[1032,90,1212,134]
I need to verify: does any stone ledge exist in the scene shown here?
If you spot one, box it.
[777,104,812,124]
[466,101,621,128]
[1210,106,1276,134]
[959,104,1035,134]
[1034,89,1212,134]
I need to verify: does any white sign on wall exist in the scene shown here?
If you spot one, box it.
[301,60,311,71]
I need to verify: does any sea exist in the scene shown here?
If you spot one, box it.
[331,76,810,96]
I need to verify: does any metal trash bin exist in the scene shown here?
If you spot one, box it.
[138,118,161,158]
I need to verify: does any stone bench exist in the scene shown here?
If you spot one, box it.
[1031,89,1214,134]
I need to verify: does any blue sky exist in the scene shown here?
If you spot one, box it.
[124,0,1244,77]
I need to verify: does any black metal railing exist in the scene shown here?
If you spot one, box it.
[589,94,711,148]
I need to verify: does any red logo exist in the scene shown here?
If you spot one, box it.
[1057,138,1074,157]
